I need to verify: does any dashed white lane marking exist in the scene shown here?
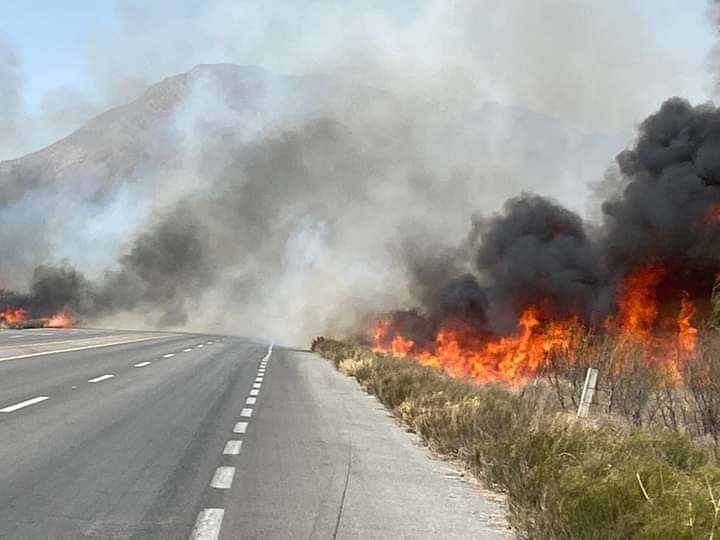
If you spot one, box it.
[223,440,243,455]
[249,389,259,396]
[88,374,114,383]
[190,508,224,540]
[240,407,253,418]
[210,466,235,489]
[197,344,204,349]
[9,335,24,338]
[207,341,213,345]
[255,377,263,382]
[163,353,175,358]
[134,361,151,368]
[246,397,256,405]
[233,421,248,434]
[252,383,261,389]
[0,396,49,413]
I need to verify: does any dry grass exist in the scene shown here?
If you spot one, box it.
[312,336,720,539]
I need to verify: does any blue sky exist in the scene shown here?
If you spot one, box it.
[0,2,116,109]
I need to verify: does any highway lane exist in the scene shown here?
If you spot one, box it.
[0,327,127,345]
[0,329,508,539]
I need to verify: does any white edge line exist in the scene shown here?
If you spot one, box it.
[0,395,49,413]
[0,335,170,363]
[190,508,224,540]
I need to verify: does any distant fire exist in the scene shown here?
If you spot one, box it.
[44,309,75,328]
[0,306,29,324]
[705,202,720,224]
[371,263,701,385]
[0,306,75,329]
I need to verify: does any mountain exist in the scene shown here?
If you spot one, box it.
[0,63,624,210]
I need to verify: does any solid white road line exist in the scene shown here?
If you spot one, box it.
[233,421,248,434]
[88,374,114,383]
[0,334,170,363]
[249,389,259,396]
[246,397,256,405]
[241,407,253,418]
[184,348,193,352]
[134,361,151,368]
[0,396,49,413]
[252,383,261,389]
[190,508,224,540]
[162,353,175,358]
[223,440,243,455]
[210,466,235,489]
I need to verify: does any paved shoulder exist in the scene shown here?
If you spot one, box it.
[221,347,510,539]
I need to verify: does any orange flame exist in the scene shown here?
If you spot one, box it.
[372,307,576,384]
[371,263,700,386]
[611,263,664,337]
[705,202,720,224]
[43,309,75,329]
[0,306,29,324]
[677,292,697,356]
[0,306,75,328]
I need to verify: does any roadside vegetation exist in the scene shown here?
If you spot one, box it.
[312,335,720,539]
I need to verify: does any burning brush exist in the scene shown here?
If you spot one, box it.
[0,306,75,329]
[369,98,720,387]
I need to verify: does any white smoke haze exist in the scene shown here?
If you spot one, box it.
[0,1,714,344]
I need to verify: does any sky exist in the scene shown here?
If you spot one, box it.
[0,0,717,154]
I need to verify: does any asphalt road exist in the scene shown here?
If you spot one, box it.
[0,328,509,539]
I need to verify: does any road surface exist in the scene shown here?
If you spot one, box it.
[0,328,509,539]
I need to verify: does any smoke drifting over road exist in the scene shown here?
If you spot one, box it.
[0,3,716,343]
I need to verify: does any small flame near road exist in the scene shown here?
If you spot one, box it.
[0,306,75,329]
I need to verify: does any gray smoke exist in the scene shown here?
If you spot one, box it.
[0,38,22,159]
[0,2,714,344]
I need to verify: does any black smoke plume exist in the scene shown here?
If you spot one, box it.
[392,97,720,341]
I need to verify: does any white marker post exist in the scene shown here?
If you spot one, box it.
[577,367,598,419]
